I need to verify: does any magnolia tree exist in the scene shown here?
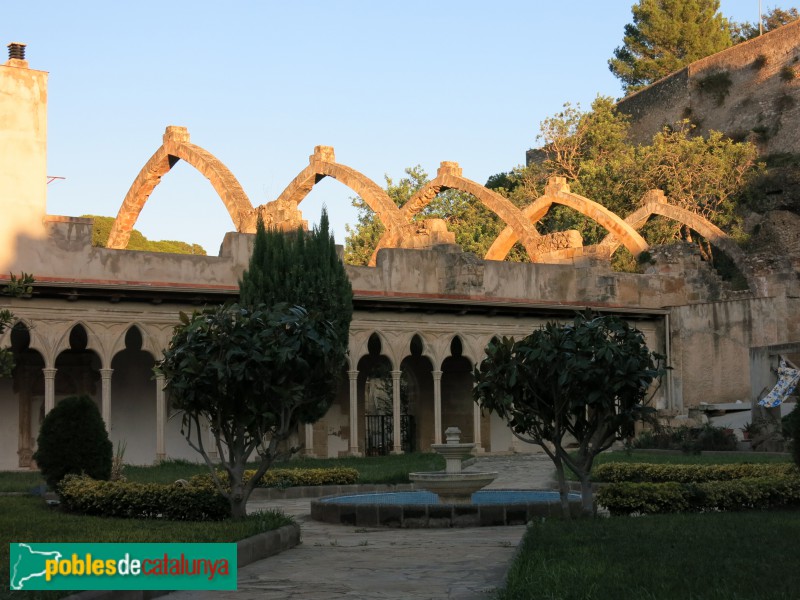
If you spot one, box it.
[474,312,666,517]
[158,303,345,518]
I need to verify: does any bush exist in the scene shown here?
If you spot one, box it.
[593,462,796,484]
[598,476,800,516]
[33,395,112,490]
[59,474,229,521]
[190,467,359,490]
[631,424,737,453]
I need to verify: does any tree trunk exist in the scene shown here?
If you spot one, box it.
[552,457,572,519]
[578,472,595,517]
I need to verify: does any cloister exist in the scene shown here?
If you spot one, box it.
[1,44,797,469]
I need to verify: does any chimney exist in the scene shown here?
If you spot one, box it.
[7,43,26,61]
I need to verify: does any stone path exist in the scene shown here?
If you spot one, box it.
[168,453,555,600]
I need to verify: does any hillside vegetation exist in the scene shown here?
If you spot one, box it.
[83,215,206,255]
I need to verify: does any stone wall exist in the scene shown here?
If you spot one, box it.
[617,20,800,156]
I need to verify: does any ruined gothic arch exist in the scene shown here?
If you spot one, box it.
[485,177,649,261]
[373,161,543,264]
[274,146,406,234]
[107,126,254,249]
[596,191,747,266]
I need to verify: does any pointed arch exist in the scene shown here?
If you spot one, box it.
[274,146,406,235]
[485,177,649,261]
[375,161,543,263]
[107,126,254,249]
[109,323,159,361]
[597,193,746,266]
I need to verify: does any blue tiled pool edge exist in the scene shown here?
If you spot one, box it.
[310,490,584,527]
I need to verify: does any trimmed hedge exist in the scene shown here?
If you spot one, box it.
[598,476,800,516]
[59,474,229,521]
[593,462,797,484]
[190,467,359,489]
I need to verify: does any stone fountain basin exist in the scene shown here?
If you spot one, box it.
[409,471,498,504]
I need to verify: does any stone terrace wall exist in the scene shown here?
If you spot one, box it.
[617,20,800,156]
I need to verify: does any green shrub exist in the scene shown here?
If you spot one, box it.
[33,395,112,490]
[593,462,796,483]
[190,467,359,490]
[598,476,800,516]
[597,482,689,516]
[59,474,229,521]
[631,424,737,453]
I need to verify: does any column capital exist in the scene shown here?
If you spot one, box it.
[431,369,443,380]
[100,368,114,378]
[42,368,57,379]
[390,370,402,379]
[347,369,359,380]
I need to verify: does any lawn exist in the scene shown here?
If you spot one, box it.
[0,495,292,600]
[500,510,800,600]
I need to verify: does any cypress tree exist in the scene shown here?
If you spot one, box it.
[239,208,353,345]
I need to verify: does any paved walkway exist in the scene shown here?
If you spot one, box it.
[168,453,555,600]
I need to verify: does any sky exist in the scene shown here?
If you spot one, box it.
[4,1,768,255]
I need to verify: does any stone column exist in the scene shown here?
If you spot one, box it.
[391,370,402,454]
[304,423,315,457]
[100,368,113,431]
[473,401,484,453]
[42,368,57,415]
[155,374,166,461]
[432,370,443,445]
[348,369,360,456]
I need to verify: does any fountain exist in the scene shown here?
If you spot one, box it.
[408,427,497,503]
[310,426,583,527]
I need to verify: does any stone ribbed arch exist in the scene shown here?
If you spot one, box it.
[274,146,406,235]
[485,177,649,261]
[378,161,543,263]
[597,190,746,265]
[107,126,254,249]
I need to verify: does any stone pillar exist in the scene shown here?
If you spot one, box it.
[42,368,57,415]
[17,367,33,467]
[155,374,166,461]
[432,370,443,445]
[473,402,484,453]
[304,423,315,457]
[391,370,402,454]
[348,370,360,456]
[100,369,113,431]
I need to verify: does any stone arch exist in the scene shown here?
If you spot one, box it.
[53,322,104,366]
[402,331,436,367]
[375,161,543,263]
[109,323,159,361]
[485,177,649,261]
[107,126,254,249]
[597,191,746,266]
[274,146,406,236]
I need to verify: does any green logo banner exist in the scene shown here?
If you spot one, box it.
[9,543,237,591]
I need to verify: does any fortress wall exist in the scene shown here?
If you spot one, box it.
[618,20,800,156]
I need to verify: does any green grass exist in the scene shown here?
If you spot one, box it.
[0,495,292,599]
[500,510,800,600]
[0,470,45,493]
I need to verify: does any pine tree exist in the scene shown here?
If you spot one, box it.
[239,208,353,345]
[609,0,733,93]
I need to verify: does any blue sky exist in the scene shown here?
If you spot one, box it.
[4,1,767,254]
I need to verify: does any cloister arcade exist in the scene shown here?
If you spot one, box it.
[0,293,666,468]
